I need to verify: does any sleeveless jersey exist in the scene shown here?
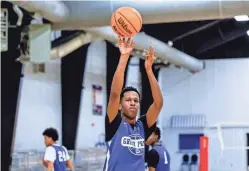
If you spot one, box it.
[103,118,146,171]
[153,144,170,171]
[51,145,67,171]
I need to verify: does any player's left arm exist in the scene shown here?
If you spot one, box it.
[145,45,163,128]
[66,160,73,169]
[63,147,73,168]
[147,149,159,171]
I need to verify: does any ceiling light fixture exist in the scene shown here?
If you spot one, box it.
[234,15,249,21]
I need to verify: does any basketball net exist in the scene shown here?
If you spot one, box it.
[200,122,249,171]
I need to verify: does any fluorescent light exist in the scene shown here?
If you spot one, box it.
[234,15,249,21]
[247,30,249,36]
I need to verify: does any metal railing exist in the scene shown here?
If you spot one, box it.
[10,148,106,171]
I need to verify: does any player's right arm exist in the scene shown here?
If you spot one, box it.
[42,158,47,167]
[46,162,54,171]
[43,147,55,171]
[107,37,135,122]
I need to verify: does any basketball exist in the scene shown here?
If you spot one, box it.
[111,7,142,37]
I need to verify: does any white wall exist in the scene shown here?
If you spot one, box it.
[159,59,249,171]
[126,56,141,120]
[14,60,62,151]
[126,56,141,88]
[14,30,62,151]
[76,40,107,149]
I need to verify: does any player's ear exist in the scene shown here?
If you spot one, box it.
[119,104,122,110]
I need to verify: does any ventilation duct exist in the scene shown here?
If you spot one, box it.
[50,32,96,59]
[10,0,69,22]
[85,27,204,72]
[10,1,249,29]
[18,32,97,64]
[53,1,249,29]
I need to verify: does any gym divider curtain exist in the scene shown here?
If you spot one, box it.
[61,31,90,150]
[2,49,23,171]
[139,59,160,116]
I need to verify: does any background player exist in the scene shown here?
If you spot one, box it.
[146,127,170,171]
[104,37,163,171]
[42,127,73,171]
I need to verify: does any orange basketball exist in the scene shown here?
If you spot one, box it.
[111,7,142,37]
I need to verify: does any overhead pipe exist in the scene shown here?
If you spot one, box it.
[85,27,204,72]
[16,32,96,63]
[10,1,249,29]
[10,0,208,71]
[50,32,97,59]
[51,1,249,29]
[9,0,69,22]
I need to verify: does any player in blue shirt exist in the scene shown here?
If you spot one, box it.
[146,127,170,171]
[42,128,73,171]
[104,37,163,171]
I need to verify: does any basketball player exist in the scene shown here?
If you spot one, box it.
[104,37,163,171]
[42,127,73,171]
[146,127,170,171]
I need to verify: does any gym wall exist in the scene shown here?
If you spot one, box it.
[160,58,249,171]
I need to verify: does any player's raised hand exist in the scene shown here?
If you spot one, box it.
[118,37,135,56]
[145,45,155,70]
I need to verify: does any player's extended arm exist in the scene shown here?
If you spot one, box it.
[46,161,53,171]
[148,167,156,171]
[145,46,163,127]
[107,37,135,122]
[66,160,73,168]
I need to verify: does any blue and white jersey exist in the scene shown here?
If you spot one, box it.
[148,143,170,171]
[104,114,156,171]
[44,144,70,171]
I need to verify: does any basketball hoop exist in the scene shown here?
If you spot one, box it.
[201,122,249,171]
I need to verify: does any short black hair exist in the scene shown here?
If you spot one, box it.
[120,86,140,100]
[42,127,58,141]
[154,127,161,140]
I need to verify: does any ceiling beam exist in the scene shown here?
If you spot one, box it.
[172,20,222,42]
[197,37,249,59]
[196,27,249,54]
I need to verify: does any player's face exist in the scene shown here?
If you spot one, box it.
[120,91,140,120]
[44,135,53,147]
[146,132,158,146]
